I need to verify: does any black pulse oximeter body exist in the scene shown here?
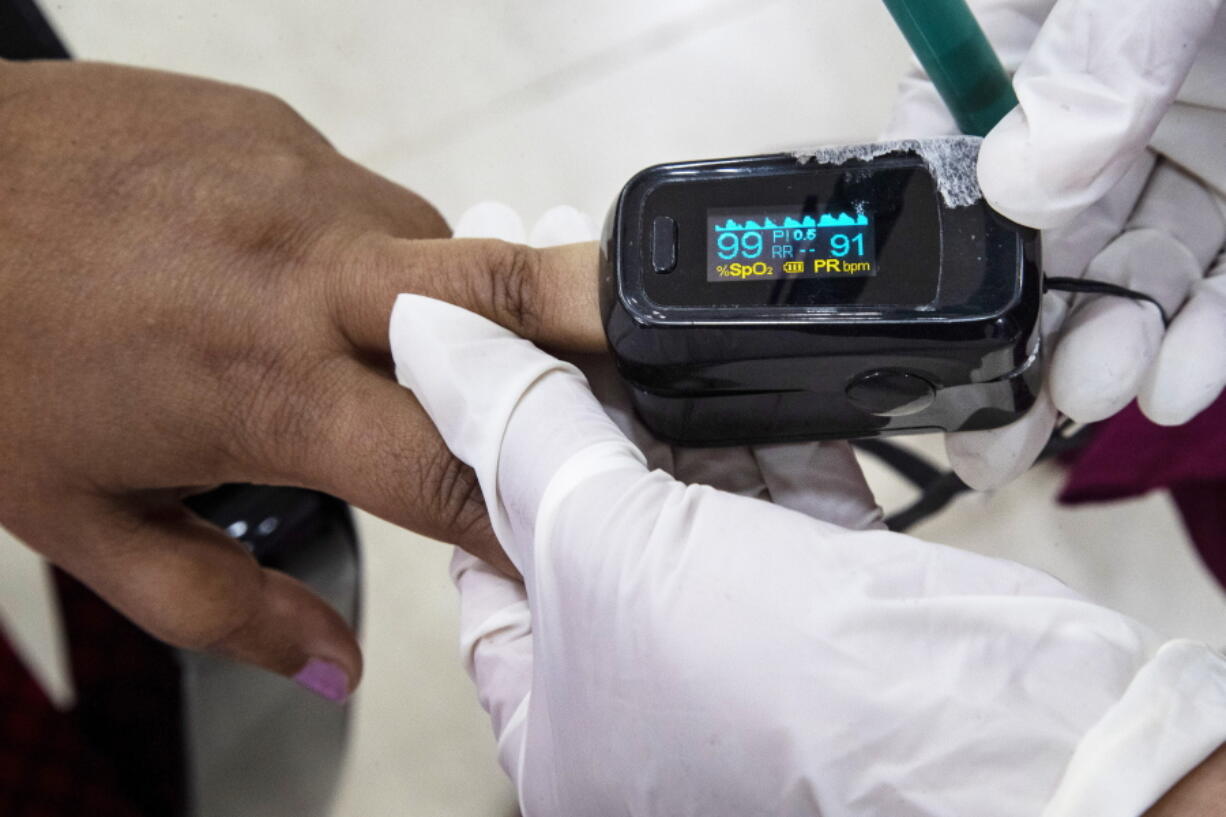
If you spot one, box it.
[600,139,1042,445]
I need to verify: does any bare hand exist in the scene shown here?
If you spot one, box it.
[0,60,602,699]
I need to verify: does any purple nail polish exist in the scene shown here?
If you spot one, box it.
[294,658,350,704]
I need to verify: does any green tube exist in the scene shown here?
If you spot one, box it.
[881,0,1018,137]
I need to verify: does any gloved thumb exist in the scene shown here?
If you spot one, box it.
[751,442,885,531]
[389,294,645,578]
[450,549,534,781]
[979,0,1222,229]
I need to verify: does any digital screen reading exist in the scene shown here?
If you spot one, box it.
[707,207,877,282]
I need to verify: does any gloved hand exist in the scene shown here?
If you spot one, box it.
[390,290,1226,813]
[883,0,1226,489]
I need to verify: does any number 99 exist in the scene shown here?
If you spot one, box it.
[741,231,763,259]
[717,232,739,260]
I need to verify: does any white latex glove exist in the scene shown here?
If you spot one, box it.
[440,201,883,806]
[391,292,1226,814]
[884,0,1226,489]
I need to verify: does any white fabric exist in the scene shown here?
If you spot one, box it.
[451,201,527,245]
[884,0,1226,489]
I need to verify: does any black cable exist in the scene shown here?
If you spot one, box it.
[881,470,972,532]
[1045,276,1171,327]
[851,438,947,488]
[852,420,1099,533]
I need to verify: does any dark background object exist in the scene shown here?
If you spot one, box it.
[181,486,359,817]
[0,0,71,59]
[1060,397,1226,594]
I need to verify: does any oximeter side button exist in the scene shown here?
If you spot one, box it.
[845,371,936,418]
[651,216,677,273]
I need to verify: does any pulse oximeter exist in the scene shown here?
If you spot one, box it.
[600,138,1042,445]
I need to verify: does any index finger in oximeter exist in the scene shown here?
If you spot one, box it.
[599,137,1042,445]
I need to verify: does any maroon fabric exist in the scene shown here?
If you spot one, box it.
[0,570,185,816]
[52,570,185,817]
[0,628,144,817]
[1060,394,1226,590]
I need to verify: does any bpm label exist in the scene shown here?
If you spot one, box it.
[813,258,872,274]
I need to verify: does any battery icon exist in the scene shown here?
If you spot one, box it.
[783,261,804,274]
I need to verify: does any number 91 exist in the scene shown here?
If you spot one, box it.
[830,233,864,257]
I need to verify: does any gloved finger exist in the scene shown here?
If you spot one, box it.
[1153,105,1226,202]
[574,350,770,497]
[947,387,1059,490]
[1140,253,1226,424]
[1049,234,1181,422]
[1166,7,1226,111]
[1042,151,1156,282]
[945,291,1068,489]
[1127,162,1226,268]
[671,445,768,498]
[452,201,527,244]
[571,351,680,473]
[450,549,534,781]
[751,442,884,530]
[390,294,645,578]
[568,353,668,470]
[333,236,605,355]
[1152,9,1226,197]
[1051,164,1226,422]
[946,127,1139,486]
[528,205,598,247]
[979,0,1222,229]
[43,495,361,701]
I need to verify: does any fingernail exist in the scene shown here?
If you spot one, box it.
[293,658,350,704]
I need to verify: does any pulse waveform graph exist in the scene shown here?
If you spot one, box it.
[714,213,869,232]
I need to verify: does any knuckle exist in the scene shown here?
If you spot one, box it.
[243,88,328,147]
[474,240,544,339]
[108,522,266,654]
[225,352,344,477]
[169,558,264,652]
[417,444,489,544]
[240,200,324,269]
[172,579,263,653]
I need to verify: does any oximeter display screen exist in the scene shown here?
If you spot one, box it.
[636,159,943,310]
[707,207,877,282]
